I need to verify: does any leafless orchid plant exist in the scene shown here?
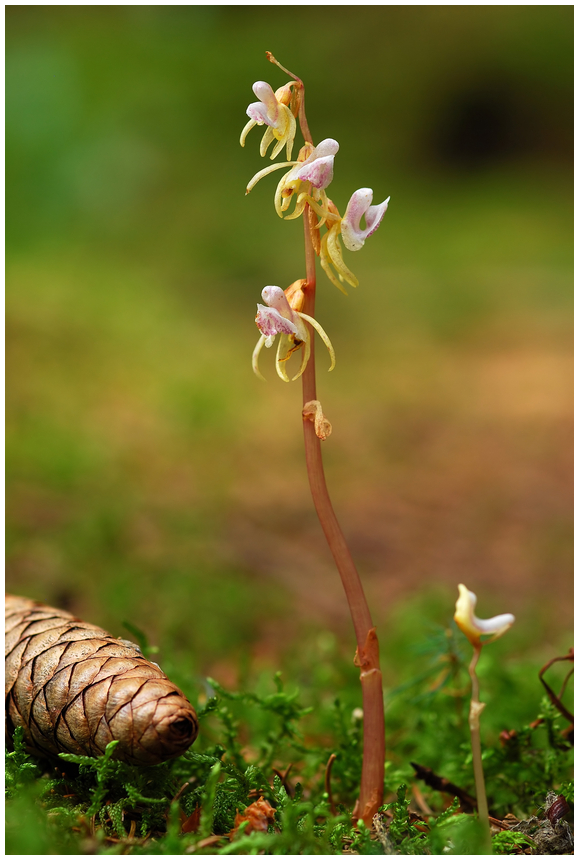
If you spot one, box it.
[454,584,515,851]
[240,52,390,824]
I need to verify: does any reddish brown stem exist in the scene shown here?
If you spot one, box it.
[301,211,385,825]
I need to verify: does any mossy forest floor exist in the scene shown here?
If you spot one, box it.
[6,617,573,855]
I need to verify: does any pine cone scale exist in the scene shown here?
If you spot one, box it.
[44,663,75,713]
[10,660,34,721]
[22,626,74,662]
[54,714,83,755]
[5,639,28,689]
[30,644,70,687]
[6,623,35,654]
[94,714,114,752]
[69,656,110,691]
[105,677,149,720]
[30,690,54,736]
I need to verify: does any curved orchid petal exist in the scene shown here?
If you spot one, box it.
[246,161,297,195]
[261,285,292,316]
[240,118,257,148]
[246,81,280,127]
[290,138,339,189]
[275,335,294,382]
[258,108,295,160]
[252,334,267,381]
[306,138,340,160]
[295,155,335,190]
[320,223,359,294]
[297,139,339,188]
[341,188,390,252]
[454,584,515,646]
[298,312,336,372]
[289,332,309,381]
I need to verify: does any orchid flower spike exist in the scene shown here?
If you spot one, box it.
[454,584,515,647]
[252,283,335,382]
[240,81,297,161]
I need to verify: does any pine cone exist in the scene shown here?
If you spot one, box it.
[5,594,198,765]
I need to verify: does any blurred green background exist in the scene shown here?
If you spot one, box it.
[6,7,572,686]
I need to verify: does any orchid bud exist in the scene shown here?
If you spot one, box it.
[454,584,515,647]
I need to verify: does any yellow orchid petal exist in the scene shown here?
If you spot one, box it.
[320,251,348,295]
[259,126,276,158]
[246,161,297,195]
[320,229,349,295]
[240,119,256,148]
[298,312,336,372]
[325,223,359,288]
[283,193,308,222]
[284,110,296,160]
[275,335,295,382]
[263,104,295,160]
[274,168,297,217]
[252,334,267,381]
[292,335,310,381]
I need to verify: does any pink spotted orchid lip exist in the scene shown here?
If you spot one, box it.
[341,188,390,252]
[246,81,280,127]
[295,155,335,190]
[256,286,299,340]
[255,304,298,339]
[290,138,339,190]
[454,584,515,646]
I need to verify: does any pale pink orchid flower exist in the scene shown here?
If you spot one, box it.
[341,188,390,252]
[240,81,296,161]
[246,138,339,204]
[320,187,389,293]
[253,286,335,382]
[286,138,339,191]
